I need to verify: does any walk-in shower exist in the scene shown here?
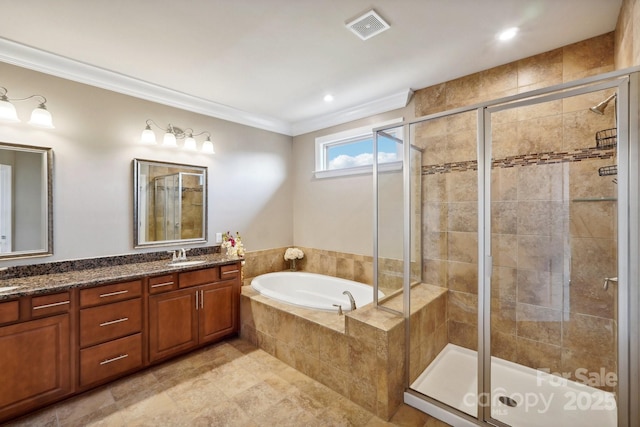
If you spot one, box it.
[373,69,640,427]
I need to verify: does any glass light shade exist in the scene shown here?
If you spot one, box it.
[184,135,197,150]
[28,105,54,128]
[140,127,157,144]
[201,138,215,154]
[0,99,19,122]
[163,131,177,147]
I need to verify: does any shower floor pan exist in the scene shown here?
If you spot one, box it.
[410,344,616,427]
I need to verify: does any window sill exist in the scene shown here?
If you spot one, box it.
[313,161,402,179]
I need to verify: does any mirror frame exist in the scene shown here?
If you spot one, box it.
[133,158,208,248]
[0,142,53,260]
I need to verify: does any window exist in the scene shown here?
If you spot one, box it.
[314,118,403,178]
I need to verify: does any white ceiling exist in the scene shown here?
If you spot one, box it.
[0,0,622,135]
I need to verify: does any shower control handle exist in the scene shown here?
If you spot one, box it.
[603,277,617,290]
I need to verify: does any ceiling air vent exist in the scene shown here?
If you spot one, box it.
[346,10,390,41]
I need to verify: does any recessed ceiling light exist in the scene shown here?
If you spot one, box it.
[324,94,334,102]
[498,27,519,41]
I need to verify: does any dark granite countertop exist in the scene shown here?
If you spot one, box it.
[0,254,242,300]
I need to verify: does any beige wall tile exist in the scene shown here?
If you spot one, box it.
[516,303,562,344]
[415,82,447,117]
[517,48,563,87]
[447,261,478,294]
[446,73,481,108]
[516,337,562,371]
[562,312,616,360]
[517,269,564,310]
[563,33,615,81]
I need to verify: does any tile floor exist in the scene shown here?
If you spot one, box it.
[8,338,451,427]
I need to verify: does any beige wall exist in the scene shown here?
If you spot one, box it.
[0,62,293,266]
[291,107,414,257]
[615,0,640,68]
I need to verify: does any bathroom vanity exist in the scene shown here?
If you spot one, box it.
[0,256,241,423]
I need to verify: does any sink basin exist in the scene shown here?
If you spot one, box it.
[167,260,206,267]
[0,286,19,293]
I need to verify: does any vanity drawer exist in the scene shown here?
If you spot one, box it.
[0,300,19,325]
[179,267,219,288]
[221,263,240,280]
[80,280,142,308]
[79,298,142,348]
[79,333,142,387]
[31,292,71,318]
[148,274,177,294]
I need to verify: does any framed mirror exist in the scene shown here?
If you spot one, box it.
[133,159,207,248]
[0,142,53,260]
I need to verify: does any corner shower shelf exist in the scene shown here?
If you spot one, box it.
[595,128,617,149]
[598,165,618,176]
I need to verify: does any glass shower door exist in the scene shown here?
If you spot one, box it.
[486,87,619,427]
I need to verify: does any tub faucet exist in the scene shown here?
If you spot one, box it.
[343,290,356,311]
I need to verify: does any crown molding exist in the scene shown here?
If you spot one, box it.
[0,37,413,138]
[289,88,414,136]
[0,37,292,135]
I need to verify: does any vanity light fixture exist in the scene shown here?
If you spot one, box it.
[140,119,214,154]
[0,86,55,128]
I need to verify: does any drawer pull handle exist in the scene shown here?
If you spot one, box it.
[151,282,174,288]
[99,290,129,298]
[222,269,239,275]
[100,354,129,365]
[99,317,129,327]
[33,300,70,310]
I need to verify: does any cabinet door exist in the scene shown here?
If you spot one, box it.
[148,288,198,362]
[199,281,236,344]
[0,314,71,421]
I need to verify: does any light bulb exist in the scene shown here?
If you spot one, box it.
[184,135,197,150]
[0,98,19,122]
[163,131,177,147]
[201,137,215,154]
[140,126,157,144]
[28,104,54,128]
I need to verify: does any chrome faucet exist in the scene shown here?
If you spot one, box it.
[343,290,356,311]
[168,248,189,262]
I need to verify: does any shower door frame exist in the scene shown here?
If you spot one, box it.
[383,67,640,427]
[481,77,630,427]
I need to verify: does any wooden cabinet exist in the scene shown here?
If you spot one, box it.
[78,280,143,388]
[0,293,71,422]
[148,264,240,363]
[0,260,241,423]
[148,287,198,362]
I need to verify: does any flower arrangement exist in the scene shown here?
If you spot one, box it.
[284,247,304,261]
[284,247,304,271]
[222,231,245,257]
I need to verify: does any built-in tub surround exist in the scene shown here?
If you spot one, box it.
[241,246,415,297]
[240,281,446,420]
[241,246,375,287]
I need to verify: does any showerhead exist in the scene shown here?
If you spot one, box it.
[590,93,616,115]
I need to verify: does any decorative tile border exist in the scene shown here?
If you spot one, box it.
[422,147,616,175]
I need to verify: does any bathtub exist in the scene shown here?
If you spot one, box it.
[250,271,383,312]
